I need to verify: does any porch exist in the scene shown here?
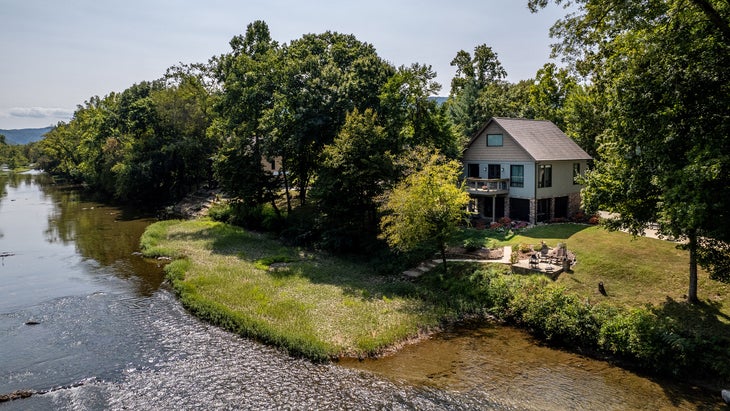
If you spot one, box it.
[464,178,510,196]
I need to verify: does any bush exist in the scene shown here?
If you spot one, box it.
[518,243,533,253]
[208,202,233,223]
[463,237,483,252]
[444,267,730,381]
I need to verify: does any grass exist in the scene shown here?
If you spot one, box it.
[141,219,444,360]
[458,224,730,312]
[142,219,730,373]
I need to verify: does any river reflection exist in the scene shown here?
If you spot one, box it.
[0,172,725,410]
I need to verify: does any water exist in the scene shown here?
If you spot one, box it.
[0,172,724,410]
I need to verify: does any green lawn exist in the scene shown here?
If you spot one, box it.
[458,224,730,328]
[141,219,444,360]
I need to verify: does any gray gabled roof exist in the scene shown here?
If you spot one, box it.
[469,117,593,161]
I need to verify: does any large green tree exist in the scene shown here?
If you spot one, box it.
[379,63,458,157]
[528,62,577,130]
[379,150,470,269]
[447,44,509,138]
[262,31,393,206]
[212,21,283,211]
[531,0,730,303]
[312,108,396,250]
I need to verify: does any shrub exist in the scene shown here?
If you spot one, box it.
[518,243,533,253]
[455,268,730,380]
[498,216,512,225]
[207,202,233,223]
[463,237,483,252]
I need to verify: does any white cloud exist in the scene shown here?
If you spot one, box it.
[0,107,73,129]
[7,107,74,119]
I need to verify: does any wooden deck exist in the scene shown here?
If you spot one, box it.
[464,178,510,196]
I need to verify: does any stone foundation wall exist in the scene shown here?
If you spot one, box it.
[568,191,582,217]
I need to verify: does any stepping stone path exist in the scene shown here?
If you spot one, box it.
[402,246,513,278]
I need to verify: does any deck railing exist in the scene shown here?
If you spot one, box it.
[464,178,510,194]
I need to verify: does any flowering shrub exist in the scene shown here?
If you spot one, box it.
[571,211,586,223]
[498,216,512,226]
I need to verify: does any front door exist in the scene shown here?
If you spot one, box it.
[488,164,501,179]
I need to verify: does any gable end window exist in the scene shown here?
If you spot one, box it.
[538,164,552,188]
[510,165,524,187]
[487,134,503,147]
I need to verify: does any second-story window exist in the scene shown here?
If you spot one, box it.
[487,134,503,146]
[538,164,552,188]
[510,165,524,187]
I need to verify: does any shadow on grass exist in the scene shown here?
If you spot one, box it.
[516,223,593,240]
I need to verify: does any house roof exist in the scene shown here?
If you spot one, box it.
[469,117,593,161]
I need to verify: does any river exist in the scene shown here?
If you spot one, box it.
[0,172,723,410]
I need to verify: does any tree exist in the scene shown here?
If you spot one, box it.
[449,44,507,94]
[562,83,606,159]
[212,21,283,212]
[312,108,396,250]
[379,63,458,157]
[528,62,577,130]
[531,0,730,303]
[262,31,393,206]
[379,150,470,269]
[447,44,509,139]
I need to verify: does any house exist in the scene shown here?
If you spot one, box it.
[462,117,592,225]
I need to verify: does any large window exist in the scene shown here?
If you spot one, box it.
[487,134,503,146]
[538,164,552,188]
[510,165,524,187]
[573,162,581,184]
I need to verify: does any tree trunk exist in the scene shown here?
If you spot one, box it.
[281,160,292,214]
[688,230,699,304]
[440,244,448,274]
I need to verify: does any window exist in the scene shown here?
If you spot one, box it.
[467,163,480,178]
[487,134,503,146]
[573,162,581,184]
[510,165,524,187]
[538,164,552,188]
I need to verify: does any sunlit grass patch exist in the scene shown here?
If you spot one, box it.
[141,219,444,360]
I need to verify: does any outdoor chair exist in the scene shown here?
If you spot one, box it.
[529,254,540,269]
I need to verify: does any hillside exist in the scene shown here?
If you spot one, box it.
[0,126,54,145]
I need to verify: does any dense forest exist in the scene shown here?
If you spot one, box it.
[23,0,730,297]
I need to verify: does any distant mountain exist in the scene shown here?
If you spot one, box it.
[429,96,448,106]
[0,126,54,145]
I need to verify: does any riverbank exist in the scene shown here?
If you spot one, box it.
[140,219,458,360]
[140,219,730,387]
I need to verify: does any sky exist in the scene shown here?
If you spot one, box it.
[0,0,571,130]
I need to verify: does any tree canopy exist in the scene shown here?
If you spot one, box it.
[531,0,730,302]
[379,150,470,268]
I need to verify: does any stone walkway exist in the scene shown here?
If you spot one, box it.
[403,246,512,278]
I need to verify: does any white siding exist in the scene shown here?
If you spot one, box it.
[535,160,586,198]
[463,123,533,162]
